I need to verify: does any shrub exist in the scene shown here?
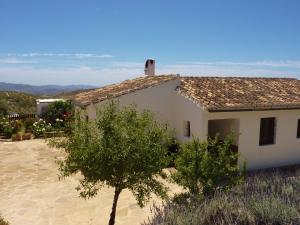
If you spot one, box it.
[0,117,15,138]
[12,133,22,141]
[167,138,180,167]
[0,99,8,116]
[0,216,9,225]
[144,169,300,225]
[23,117,36,131]
[250,196,299,224]
[42,100,74,126]
[172,136,246,196]
[22,133,32,140]
[11,120,24,133]
[32,119,52,137]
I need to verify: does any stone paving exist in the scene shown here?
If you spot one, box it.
[0,139,181,225]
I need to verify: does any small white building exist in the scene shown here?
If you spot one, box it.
[36,99,64,117]
[72,60,300,170]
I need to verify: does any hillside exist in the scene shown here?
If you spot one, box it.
[0,91,37,114]
[0,82,95,96]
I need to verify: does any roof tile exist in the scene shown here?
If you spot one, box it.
[73,75,177,106]
[179,77,300,111]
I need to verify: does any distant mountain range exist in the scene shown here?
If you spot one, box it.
[0,82,96,96]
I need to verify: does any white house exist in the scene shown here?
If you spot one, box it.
[72,60,300,170]
[36,99,64,117]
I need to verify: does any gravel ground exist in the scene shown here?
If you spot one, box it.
[0,139,181,225]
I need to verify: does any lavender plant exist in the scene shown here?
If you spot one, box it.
[144,169,300,225]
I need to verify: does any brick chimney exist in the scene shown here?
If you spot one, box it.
[144,59,155,76]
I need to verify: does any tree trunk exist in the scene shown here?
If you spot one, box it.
[108,187,122,225]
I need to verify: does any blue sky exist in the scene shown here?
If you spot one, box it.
[0,0,300,85]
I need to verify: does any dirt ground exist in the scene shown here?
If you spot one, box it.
[0,139,181,225]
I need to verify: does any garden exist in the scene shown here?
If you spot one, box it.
[1,100,300,225]
[0,100,73,141]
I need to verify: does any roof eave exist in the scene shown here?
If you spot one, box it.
[208,105,300,112]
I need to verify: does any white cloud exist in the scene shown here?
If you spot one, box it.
[158,61,300,77]
[73,53,113,59]
[6,53,114,59]
[0,57,36,64]
[188,60,300,69]
[0,60,300,85]
[0,66,141,86]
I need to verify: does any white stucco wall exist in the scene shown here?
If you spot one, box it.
[172,94,206,142]
[208,119,240,145]
[205,110,300,170]
[83,79,207,142]
[85,79,180,130]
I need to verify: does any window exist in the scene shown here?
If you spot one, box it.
[259,117,276,146]
[297,119,300,138]
[183,121,191,137]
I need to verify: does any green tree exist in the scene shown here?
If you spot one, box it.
[48,101,171,225]
[42,100,74,127]
[0,99,9,116]
[172,135,246,196]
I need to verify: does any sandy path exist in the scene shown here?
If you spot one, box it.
[0,139,181,225]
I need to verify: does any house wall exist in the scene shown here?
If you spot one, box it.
[36,103,49,117]
[205,110,300,170]
[85,79,180,124]
[81,80,300,170]
[83,79,207,142]
[172,94,206,142]
[208,119,240,145]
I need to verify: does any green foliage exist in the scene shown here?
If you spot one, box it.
[0,117,10,135]
[144,170,300,225]
[42,100,73,126]
[172,136,245,196]
[0,117,19,138]
[32,119,52,137]
[167,138,180,167]
[23,117,36,131]
[0,99,9,116]
[48,101,172,225]
[0,91,36,114]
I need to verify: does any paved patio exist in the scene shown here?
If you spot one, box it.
[0,139,181,225]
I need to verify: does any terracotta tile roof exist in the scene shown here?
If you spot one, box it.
[73,75,178,106]
[179,77,300,111]
[73,75,300,112]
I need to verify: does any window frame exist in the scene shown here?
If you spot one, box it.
[259,117,276,146]
[297,119,300,138]
[183,121,191,137]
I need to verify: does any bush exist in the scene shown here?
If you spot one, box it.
[11,133,22,141]
[23,117,36,131]
[144,170,300,225]
[0,117,15,138]
[42,100,74,126]
[250,197,299,224]
[0,99,8,116]
[172,136,245,196]
[0,216,9,225]
[167,138,180,167]
[32,119,52,138]
[22,133,32,140]
[11,132,32,141]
